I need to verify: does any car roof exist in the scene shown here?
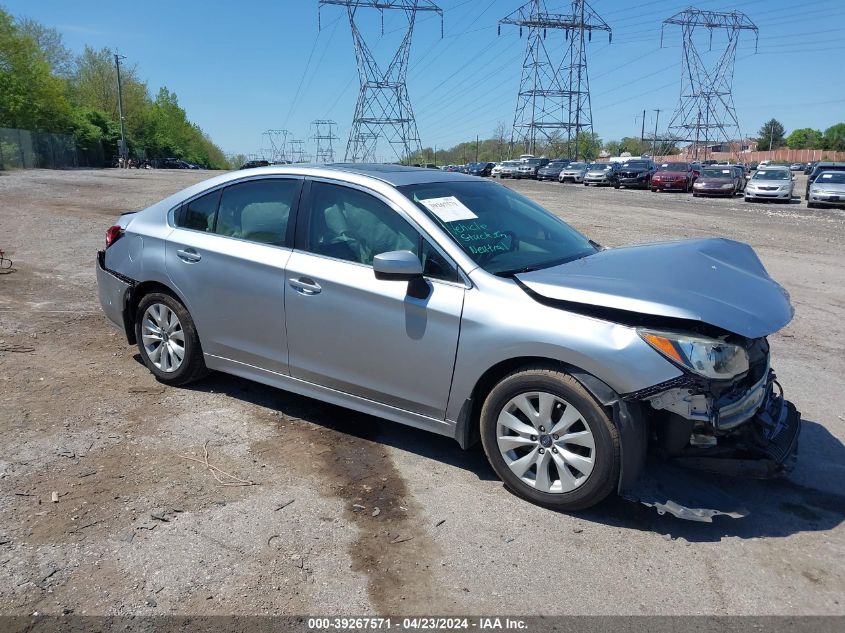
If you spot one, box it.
[229,163,482,187]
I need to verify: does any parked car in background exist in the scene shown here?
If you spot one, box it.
[559,162,588,183]
[789,162,804,171]
[496,160,521,179]
[615,159,656,190]
[467,162,495,177]
[651,161,698,192]
[583,162,619,187]
[805,162,845,199]
[514,158,550,179]
[748,161,759,171]
[96,163,801,511]
[692,166,744,197]
[537,160,570,181]
[240,160,270,170]
[157,158,193,169]
[807,171,845,208]
[733,165,748,190]
[744,167,794,203]
[803,162,817,175]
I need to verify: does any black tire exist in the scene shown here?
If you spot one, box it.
[135,291,208,386]
[613,183,620,189]
[479,366,620,511]
[807,202,818,209]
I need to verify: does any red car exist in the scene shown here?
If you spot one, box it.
[651,161,700,192]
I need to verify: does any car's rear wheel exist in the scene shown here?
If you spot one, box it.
[135,292,208,386]
[480,367,620,510]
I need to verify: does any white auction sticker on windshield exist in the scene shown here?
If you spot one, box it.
[419,196,478,222]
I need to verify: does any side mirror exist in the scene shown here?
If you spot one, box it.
[373,250,423,281]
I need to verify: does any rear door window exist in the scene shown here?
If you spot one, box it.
[214,179,301,247]
[176,190,220,232]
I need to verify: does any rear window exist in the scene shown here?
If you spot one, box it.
[176,190,220,231]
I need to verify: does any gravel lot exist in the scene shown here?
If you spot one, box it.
[0,168,843,616]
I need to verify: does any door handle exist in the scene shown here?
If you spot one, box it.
[289,277,322,295]
[176,248,202,263]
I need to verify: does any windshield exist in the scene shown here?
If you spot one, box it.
[752,169,790,181]
[815,171,845,184]
[566,162,586,170]
[399,181,596,275]
[521,159,543,166]
[658,162,688,172]
[545,162,566,168]
[589,163,611,171]
[621,161,649,169]
[701,168,733,178]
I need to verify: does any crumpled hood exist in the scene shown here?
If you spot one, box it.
[515,238,794,338]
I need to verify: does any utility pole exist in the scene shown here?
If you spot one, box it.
[114,52,127,165]
[476,134,479,162]
[651,108,661,157]
[638,109,646,153]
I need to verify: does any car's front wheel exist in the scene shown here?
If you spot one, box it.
[480,367,620,510]
[135,291,208,386]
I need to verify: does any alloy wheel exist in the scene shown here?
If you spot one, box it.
[141,303,185,373]
[496,391,596,493]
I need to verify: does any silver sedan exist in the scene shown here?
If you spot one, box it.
[744,167,794,203]
[808,171,845,208]
[97,165,801,511]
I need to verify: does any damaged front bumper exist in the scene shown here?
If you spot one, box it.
[620,374,801,522]
[636,364,801,478]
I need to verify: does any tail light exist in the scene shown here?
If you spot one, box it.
[106,225,123,248]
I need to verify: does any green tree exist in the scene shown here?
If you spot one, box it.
[786,128,823,150]
[822,123,845,151]
[0,7,71,130]
[757,119,785,150]
[16,17,74,76]
[572,131,602,161]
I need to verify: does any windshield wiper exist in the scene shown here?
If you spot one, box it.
[496,249,598,277]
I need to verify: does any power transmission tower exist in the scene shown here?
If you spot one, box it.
[318,0,443,164]
[289,139,306,163]
[311,119,339,163]
[261,129,290,163]
[660,8,758,161]
[499,0,610,160]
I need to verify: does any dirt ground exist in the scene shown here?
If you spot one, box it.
[0,168,843,617]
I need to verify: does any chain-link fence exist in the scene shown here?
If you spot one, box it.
[0,128,105,170]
